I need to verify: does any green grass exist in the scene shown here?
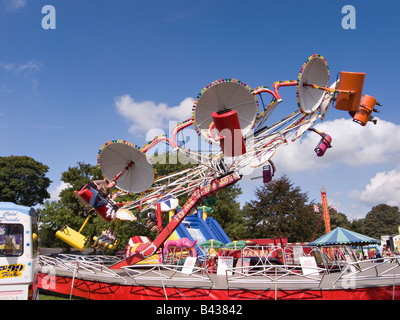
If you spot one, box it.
[39,292,82,300]
[40,293,69,300]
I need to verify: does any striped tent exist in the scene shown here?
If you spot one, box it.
[310,227,379,246]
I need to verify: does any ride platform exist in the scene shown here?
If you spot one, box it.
[37,254,400,300]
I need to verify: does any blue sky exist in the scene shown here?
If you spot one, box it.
[1,0,399,220]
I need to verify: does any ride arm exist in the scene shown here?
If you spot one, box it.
[110,171,242,269]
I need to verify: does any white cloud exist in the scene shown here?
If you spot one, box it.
[350,169,400,208]
[0,62,15,70]
[115,94,194,135]
[0,60,43,73]
[3,0,26,10]
[49,181,72,202]
[273,118,400,173]
[17,60,43,73]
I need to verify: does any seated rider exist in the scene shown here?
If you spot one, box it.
[92,226,114,249]
[105,191,122,220]
[89,179,116,209]
[145,211,158,232]
[102,230,117,247]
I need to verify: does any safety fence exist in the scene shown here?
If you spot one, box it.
[224,263,326,289]
[333,257,400,288]
[38,254,127,284]
[122,263,215,286]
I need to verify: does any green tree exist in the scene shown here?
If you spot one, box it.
[0,155,51,206]
[242,175,318,242]
[350,218,365,234]
[362,204,400,239]
[330,210,351,230]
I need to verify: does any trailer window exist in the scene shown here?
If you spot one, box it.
[0,224,24,257]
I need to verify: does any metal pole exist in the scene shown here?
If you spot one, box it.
[78,214,92,233]
[275,267,278,300]
[112,161,134,182]
[69,261,77,300]
[158,265,168,300]
[393,271,396,300]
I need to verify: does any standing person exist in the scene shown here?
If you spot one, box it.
[382,245,392,258]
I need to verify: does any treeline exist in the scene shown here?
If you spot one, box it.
[1,155,399,253]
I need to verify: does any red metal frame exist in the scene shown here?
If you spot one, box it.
[321,187,331,234]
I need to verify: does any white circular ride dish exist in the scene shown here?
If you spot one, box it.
[192,80,258,144]
[98,141,155,194]
[297,55,329,114]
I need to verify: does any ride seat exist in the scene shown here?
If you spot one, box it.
[93,233,120,250]
[74,184,112,222]
[56,226,90,251]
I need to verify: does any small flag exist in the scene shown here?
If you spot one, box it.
[313,205,319,213]
[333,205,339,212]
